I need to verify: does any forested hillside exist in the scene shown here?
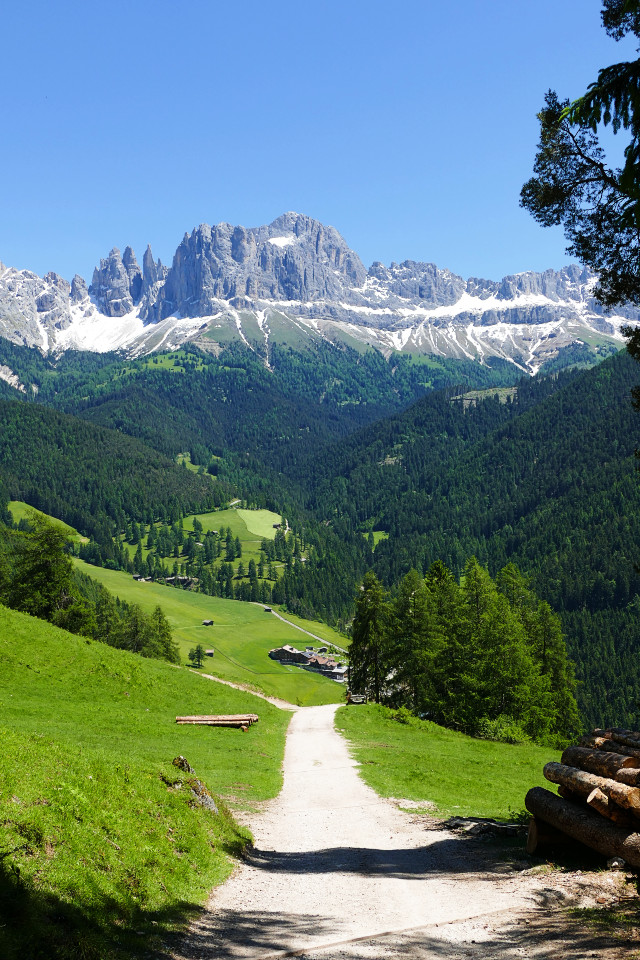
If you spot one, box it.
[296,350,640,727]
[0,401,229,542]
[1,333,639,728]
[0,338,520,470]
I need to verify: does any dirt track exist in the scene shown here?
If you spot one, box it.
[171,704,636,959]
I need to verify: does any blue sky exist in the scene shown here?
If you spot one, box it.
[1,1,636,284]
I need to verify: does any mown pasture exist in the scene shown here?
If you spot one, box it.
[73,559,345,706]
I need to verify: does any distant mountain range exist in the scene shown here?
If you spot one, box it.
[1,211,638,372]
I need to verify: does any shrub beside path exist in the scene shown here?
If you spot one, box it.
[171,704,636,959]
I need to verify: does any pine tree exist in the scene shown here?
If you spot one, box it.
[349,572,390,702]
[390,569,438,712]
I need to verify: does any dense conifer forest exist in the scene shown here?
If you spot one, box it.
[349,561,580,746]
[0,515,179,663]
[0,336,639,729]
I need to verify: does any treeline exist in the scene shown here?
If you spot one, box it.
[350,560,580,747]
[0,515,178,663]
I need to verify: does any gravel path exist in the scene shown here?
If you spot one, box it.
[198,672,298,711]
[170,704,612,959]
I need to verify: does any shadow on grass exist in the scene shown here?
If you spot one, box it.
[0,859,197,960]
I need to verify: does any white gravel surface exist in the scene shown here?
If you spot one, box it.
[171,704,631,960]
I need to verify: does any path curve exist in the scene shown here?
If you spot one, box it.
[259,606,348,654]
[172,704,562,959]
[198,671,298,711]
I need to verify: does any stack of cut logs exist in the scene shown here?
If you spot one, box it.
[176,714,259,731]
[526,728,640,867]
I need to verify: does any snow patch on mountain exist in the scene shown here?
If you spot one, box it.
[57,303,145,352]
[268,236,295,248]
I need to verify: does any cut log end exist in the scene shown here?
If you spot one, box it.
[526,786,640,868]
[526,816,572,855]
[562,745,640,776]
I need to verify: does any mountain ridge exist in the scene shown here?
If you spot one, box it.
[1,211,638,372]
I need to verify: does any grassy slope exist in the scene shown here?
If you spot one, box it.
[8,500,87,543]
[336,704,560,820]
[235,508,282,538]
[121,507,286,580]
[73,560,344,706]
[0,604,290,959]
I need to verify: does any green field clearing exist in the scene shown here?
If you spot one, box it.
[74,560,344,706]
[336,704,560,820]
[236,508,282,539]
[451,387,518,406]
[176,451,206,473]
[132,350,209,374]
[188,506,279,541]
[0,604,290,958]
[362,530,389,546]
[120,507,285,576]
[8,501,87,543]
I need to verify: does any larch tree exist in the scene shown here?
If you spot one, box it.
[349,571,390,703]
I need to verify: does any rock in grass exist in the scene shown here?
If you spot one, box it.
[173,755,194,773]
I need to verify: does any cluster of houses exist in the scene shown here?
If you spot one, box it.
[133,574,198,588]
[268,644,348,682]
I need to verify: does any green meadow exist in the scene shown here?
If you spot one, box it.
[120,506,286,575]
[8,501,87,543]
[186,506,281,539]
[73,559,344,706]
[336,704,560,820]
[236,507,282,539]
[0,604,290,959]
[267,607,349,651]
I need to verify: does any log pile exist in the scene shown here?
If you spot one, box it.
[526,727,640,867]
[176,714,259,731]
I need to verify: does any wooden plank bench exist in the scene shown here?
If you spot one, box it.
[176,714,259,729]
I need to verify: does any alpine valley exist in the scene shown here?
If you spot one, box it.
[1,212,640,736]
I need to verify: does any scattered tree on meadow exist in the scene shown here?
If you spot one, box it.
[188,644,206,668]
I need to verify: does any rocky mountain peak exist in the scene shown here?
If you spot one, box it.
[0,212,637,368]
[70,275,88,303]
[90,245,147,316]
[142,245,157,287]
[148,213,368,321]
[122,246,142,304]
